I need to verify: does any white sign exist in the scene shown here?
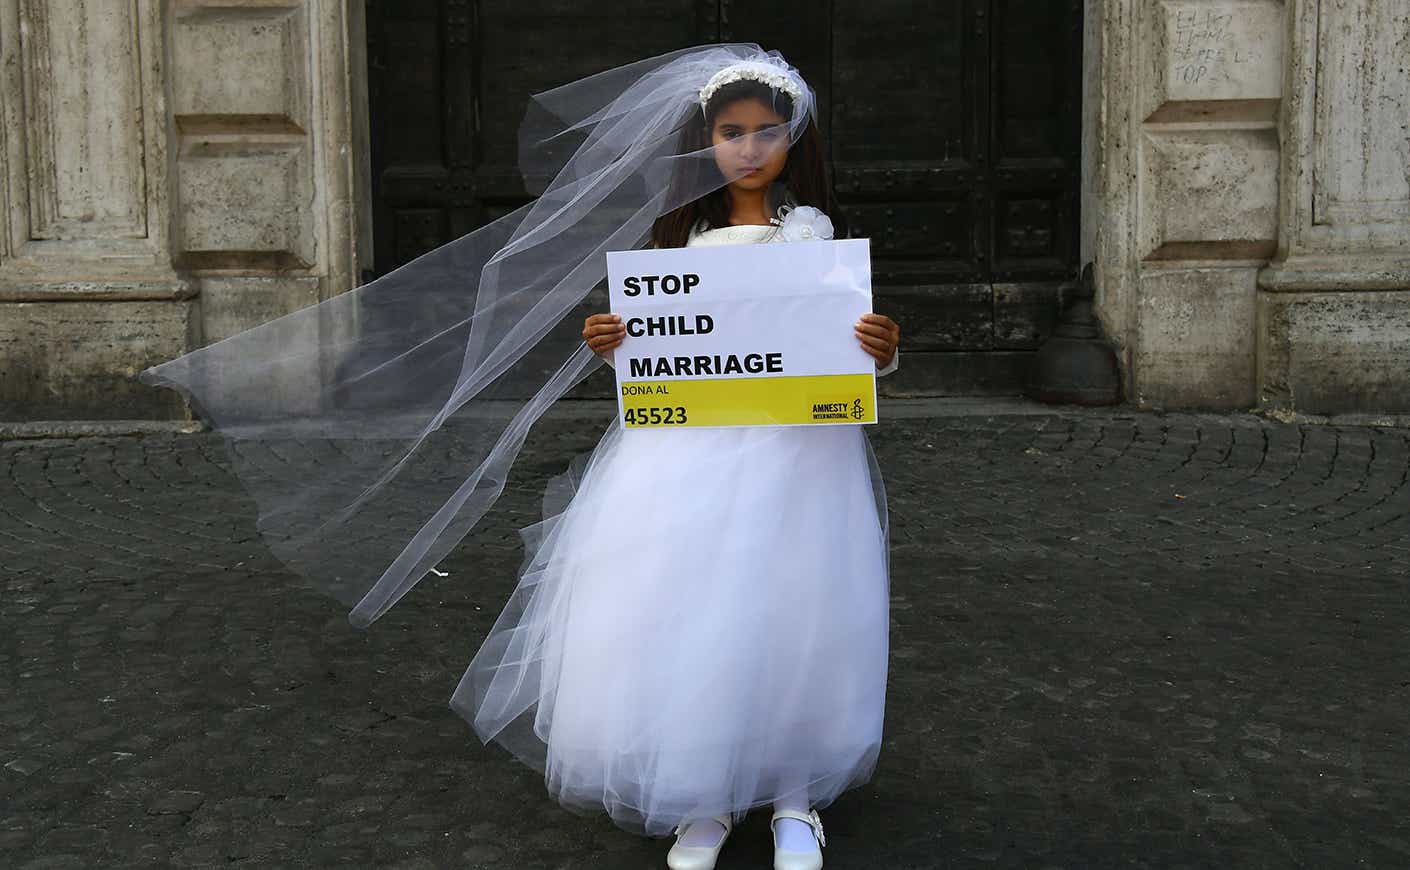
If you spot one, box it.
[605,238,877,428]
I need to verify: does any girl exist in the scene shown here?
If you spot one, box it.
[461,57,900,870]
[140,44,896,870]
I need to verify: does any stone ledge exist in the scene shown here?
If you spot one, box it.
[1257,289,1410,413]
[0,419,206,440]
[1259,256,1410,292]
[1254,407,1410,429]
[1144,240,1277,263]
[1143,98,1280,131]
[0,297,196,419]
[0,280,195,302]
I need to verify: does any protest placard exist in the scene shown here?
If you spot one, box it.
[605,238,877,429]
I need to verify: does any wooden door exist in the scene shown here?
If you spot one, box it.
[365,0,1084,395]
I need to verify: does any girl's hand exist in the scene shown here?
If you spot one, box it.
[583,313,626,358]
[855,313,900,369]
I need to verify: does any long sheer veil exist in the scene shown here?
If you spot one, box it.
[139,44,818,628]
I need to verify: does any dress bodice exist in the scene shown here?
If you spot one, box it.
[686,222,781,248]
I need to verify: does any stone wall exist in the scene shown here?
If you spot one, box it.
[1257,0,1410,413]
[1091,0,1286,409]
[0,0,370,420]
[1091,0,1410,412]
[2,0,1406,418]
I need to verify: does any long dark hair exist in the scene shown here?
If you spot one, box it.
[650,79,845,249]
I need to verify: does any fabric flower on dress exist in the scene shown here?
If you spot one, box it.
[771,205,834,242]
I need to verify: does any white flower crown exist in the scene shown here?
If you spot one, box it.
[698,61,805,112]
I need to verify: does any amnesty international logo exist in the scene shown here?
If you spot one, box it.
[811,397,867,422]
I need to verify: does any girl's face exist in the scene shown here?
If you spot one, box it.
[709,99,790,192]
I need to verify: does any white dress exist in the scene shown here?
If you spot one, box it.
[452,221,892,837]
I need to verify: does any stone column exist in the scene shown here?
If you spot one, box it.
[164,0,371,417]
[0,0,370,420]
[1090,0,1285,410]
[1257,0,1410,412]
[0,0,189,419]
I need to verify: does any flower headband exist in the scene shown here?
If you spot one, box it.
[698,60,806,112]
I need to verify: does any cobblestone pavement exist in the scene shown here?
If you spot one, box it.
[3,404,1409,869]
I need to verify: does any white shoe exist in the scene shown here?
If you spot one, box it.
[666,813,733,870]
[770,807,825,870]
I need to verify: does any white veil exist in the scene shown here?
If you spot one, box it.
[139,44,819,628]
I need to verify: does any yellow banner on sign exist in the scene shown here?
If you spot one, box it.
[620,373,877,428]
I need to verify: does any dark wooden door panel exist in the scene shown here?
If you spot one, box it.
[830,0,993,362]
[367,0,710,273]
[832,0,980,165]
[988,0,1082,285]
[366,0,1084,395]
[477,1,709,175]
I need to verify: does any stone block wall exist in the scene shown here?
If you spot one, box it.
[1095,0,1288,410]
[1092,0,1410,412]
[1256,0,1410,413]
[0,0,369,420]
[0,0,185,418]
[2,0,1406,418]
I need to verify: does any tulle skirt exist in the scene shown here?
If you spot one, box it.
[452,422,890,837]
